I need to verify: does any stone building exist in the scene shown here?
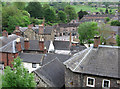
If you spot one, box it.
[54,23,80,37]
[64,36,120,88]
[80,15,115,23]
[13,24,55,41]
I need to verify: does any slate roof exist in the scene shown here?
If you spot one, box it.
[0,34,22,47]
[57,23,80,28]
[34,58,65,87]
[64,45,120,79]
[70,45,87,54]
[53,41,70,50]
[20,53,44,63]
[20,53,70,65]
[0,35,24,53]
[19,26,53,35]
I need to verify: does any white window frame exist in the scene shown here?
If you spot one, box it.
[32,63,36,68]
[102,79,110,88]
[86,77,95,87]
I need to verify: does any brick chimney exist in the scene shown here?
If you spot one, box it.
[28,24,33,29]
[16,38,22,51]
[39,25,44,34]
[39,38,44,51]
[24,38,29,50]
[2,30,8,37]
[15,26,19,30]
[94,35,100,48]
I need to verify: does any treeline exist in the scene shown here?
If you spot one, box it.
[2,2,79,33]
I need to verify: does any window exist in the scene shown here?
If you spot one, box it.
[32,63,36,68]
[86,77,95,87]
[102,79,110,88]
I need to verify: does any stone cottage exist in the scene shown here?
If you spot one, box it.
[13,24,55,41]
[64,36,120,88]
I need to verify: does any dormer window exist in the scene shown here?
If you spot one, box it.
[102,79,110,88]
[86,77,95,87]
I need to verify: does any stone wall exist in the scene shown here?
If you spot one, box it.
[65,67,120,88]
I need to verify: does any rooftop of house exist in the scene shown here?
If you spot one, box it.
[64,45,120,79]
[18,26,54,35]
[33,58,65,87]
[53,40,70,50]
[20,53,70,65]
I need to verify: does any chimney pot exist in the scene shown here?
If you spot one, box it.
[16,39,22,52]
[15,26,19,30]
[94,35,100,48]
[2,30,8,37]
[28,24,33,29]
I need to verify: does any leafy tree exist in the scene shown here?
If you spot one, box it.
[111,20,120,26]
[2,57,36,88]
[26,2,43,18]
[105,8,109,14]
[2,5,31,33]
[78,9,88,20]
[57,11,67,23]
[43,4,50,11]
[44,8,56,23]
[13,2,26,10]
[78,22,98,44]
[109,9,112,14]
[64,5,77,22]
[99,23,112,45]
[116,35,120,46]
[105,17,110,22]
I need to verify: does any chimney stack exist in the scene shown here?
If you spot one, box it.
[94,35,100,48]
[28,24,33,29]
[2,30,8,37]
[39,25,44,34]
[24,38,30,50]
[15,26,19,30]
[39,38,44,51]
[16,38,22,51]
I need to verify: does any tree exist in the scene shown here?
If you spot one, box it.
[78,9,88,20]
[57,11,67,23]
[2,57,36,88]
[26,2,43,18]
[105,17,110,22]
[111,20,120,26]
[116,35,120,46]
[2,5,31,33]
[78,22,98,44]
[13,2,26,10]
[64,5,77,22]
[99,23,112,45]
[105,8,109,14]
[44,8,56,23]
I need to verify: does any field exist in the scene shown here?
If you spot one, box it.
[71,5,117,13]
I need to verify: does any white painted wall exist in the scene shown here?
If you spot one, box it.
[23,62,41,73]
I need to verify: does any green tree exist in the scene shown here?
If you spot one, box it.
[2,57,36,88]
[111,20,120,26]
[78,22,98,44]
[57,11,67,23]
[116,35,120,46]
[14,2,26,10]
[44,8,56,23]
[105,17,110,22]
[26,2,43,18]
[105,8,109,14]
[2,5,31,33]
[64,5,77,22]
[78,9,88,20]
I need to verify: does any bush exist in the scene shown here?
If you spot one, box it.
[105,17,110,22]
[111,20,120,26]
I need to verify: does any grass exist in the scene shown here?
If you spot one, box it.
[71,5,117,13]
